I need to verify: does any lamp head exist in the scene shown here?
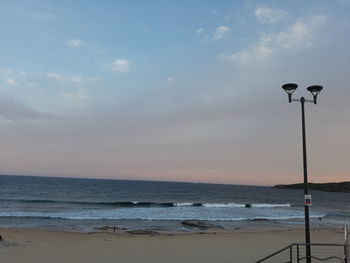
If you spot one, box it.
[307,85,323,104]
[282,83,298,103]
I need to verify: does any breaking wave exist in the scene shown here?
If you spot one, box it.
[0,199,291,208]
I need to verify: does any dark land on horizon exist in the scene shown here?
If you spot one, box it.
[273,181,350,193]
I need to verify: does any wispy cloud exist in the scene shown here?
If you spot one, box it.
[46,72,65,81]
[0,96,58,121]
[274,15,327,48]
[254,7,287,23]
[0,68,14,75]
[196,27,203,34]
[62,87,90,108]
[221,15,327,66]
[141,25,151,33]
[45,72,102,85]
[166,77,175,82]
[213,26,230,40]
[70,76,82,84]
[6,78,18,86]
[112,59,130,73]
[7,8,61,22]
[66,39,85,47]
[27,83,37,88]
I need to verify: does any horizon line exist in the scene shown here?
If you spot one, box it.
[0,173,271,187]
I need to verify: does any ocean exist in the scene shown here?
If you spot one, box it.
[0,175,349,232]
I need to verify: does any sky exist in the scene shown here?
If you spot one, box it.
[0,0,349,185]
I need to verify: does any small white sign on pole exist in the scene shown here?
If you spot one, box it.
[304,195,312,206]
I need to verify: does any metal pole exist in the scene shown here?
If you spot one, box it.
[345,244,348,263]
[301,97,311,263]
[345,224,349,263]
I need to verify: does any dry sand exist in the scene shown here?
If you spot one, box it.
[0,227,345,263]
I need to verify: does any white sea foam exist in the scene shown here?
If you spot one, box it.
[0,207,324,221]
[202,203,246,208]
[175,202,195,207]
[252,203,291,208]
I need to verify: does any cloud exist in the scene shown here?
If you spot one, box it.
[86,76,103,82]
[0,68,14,75]
[213,26,230,40]
[0,96,58,121]
[62,87,90,108]
[19,71,27,77]
[66,39,85,47]
[70,76,82,84]
[166,77,175,82]
[274,15,327,48]
[141,25,151,33]
[6,78,18,86]
[196,27,203,34]
[112,59,130,73]
[1,69,26,80]
[46,72,65,81]
[45,73,102,86]
[254,7,286,23]
[221,15,327,66]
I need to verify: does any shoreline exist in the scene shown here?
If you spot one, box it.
[0,215,334,234]
[0,226,346,263]
[0,219,307,235]
[0,215,341,234]
[0,223,344,235]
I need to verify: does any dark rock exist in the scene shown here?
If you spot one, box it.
[249,218,268,222]
[94,226,110,231]
[181,220,223,229]
[94,225,120,231]
[127,230,159,235]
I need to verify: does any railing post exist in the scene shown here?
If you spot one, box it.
[297,244,300,263]
[257,243,349,262]
[344,245,348,263]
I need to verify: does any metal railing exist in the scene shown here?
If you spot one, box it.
[256,243,350,263]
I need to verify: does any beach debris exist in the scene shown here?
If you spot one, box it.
[181,220,224,229]
[127,230,159,235]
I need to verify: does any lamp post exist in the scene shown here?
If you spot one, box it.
[282,83,323,263]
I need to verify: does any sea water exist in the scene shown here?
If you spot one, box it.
[0,175,349,231]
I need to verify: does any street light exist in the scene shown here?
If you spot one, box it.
[307,85,323,104]
[282,83,298,103]
[282,83,323,263]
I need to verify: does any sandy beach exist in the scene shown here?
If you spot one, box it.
[0,227,346,263]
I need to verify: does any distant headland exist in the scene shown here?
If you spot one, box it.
[273,182,350,193]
